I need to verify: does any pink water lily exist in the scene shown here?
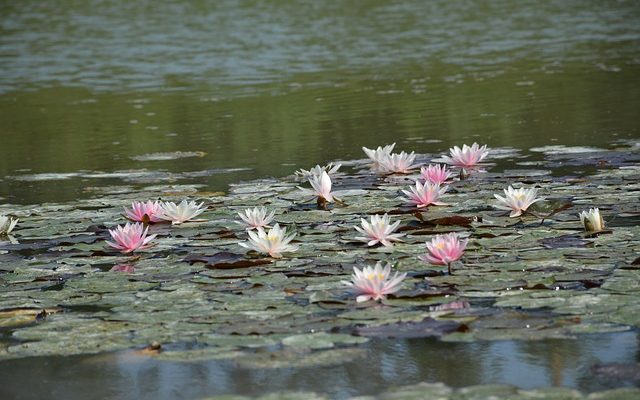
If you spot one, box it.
[354,213,404,247]
[420,164,453,185]
[106,222,157,253]
[402,181,448,208]
[342,262,406,302]
[420,232,468,274]
[441,143,489,168]
[124,200,163,223]
[494,186,544,217]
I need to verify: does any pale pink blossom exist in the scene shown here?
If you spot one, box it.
[158,200,206,225]
[295,162,342,179]
[342,262,406,302]
[239,223,298,258]
[236,207,276,230]
[354,213,404,247]
[420,233,468,270]
[378,151,419,174]
[124,200,163,223]
[441,143,489,168]
[297,171,338,206]
[402,181,448,208]
[420,164,453,185]
[494,186,544,217]
[106,222,156,253]
[362,143,396,169]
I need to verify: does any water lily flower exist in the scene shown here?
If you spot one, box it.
[239,223,298,258]
[420,232,468,274]
[0,215,18,236]
[354,213,404,247]
[124,200,163,223]
[420,164,453,185]
[494,186,544,217]
[342,262,407,302]
[362,143,396,169]
[378,151,419,174]
[236,206,276,230]
[106,222,157,253]
[441,143,489,168]
[402,181,448,208]
[579,207,605,232]
[158,200,206,225]
[295,162,341,179]
[297,171,338,207]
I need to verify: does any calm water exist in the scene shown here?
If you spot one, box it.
[1,0,639,204]
[0,333,638,400]
[1,0,640,397]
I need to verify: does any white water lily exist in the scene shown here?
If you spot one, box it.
[377,151,419,174]
[342,262,406,302]
[579,208,605,232]
[297,170,338,204]
[295,162,341,179]
[494,186,544,217]
[354,213,404,247]
[441,142,489,168]
[362,143,396,169]
[239,223,298,258]
[236,206,276,230]
[0,215,18,236]
[158,200,206,225]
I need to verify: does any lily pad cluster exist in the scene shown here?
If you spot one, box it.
[0,143,639,370]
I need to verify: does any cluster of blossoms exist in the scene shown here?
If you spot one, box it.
[124,200,206,225]
[341,142,604,301]
[2,140,604,307]
[106,200,207,253]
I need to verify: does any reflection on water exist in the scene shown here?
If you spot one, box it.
[0,333,638,400]
[1,0,639,92]
[1,66,639,205]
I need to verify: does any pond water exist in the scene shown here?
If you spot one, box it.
[1,0,640,399]
[1,332,639,400]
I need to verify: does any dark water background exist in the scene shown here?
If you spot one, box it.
[1,0,639,204]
